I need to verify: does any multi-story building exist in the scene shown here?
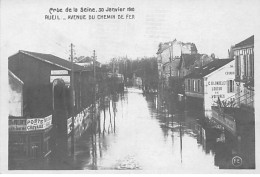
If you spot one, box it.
[157,39,198,88]
[210,35,254,136]
[184,59,235,118]
[233,35,254,111]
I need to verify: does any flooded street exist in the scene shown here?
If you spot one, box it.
[9,87,254,171]
[68,87,254,171]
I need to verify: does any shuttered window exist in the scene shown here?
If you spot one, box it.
[227,80,234,93]
[197,80,200,93]
[244,55,247,77]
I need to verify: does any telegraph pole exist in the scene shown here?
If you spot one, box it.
[91,50,96,129]
[70,43,75,156]
[91,50,97,162]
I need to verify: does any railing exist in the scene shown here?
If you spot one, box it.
[212,92,240,107]
[214,91,254,109]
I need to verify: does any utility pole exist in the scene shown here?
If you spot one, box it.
[91,50,97,162]
[92,50,96,123]
[70,43,75,156]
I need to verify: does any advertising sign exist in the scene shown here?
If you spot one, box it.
[44,115,52,128]
[26,118,45,131]
[9,119,27,131]
[51,70,69,75]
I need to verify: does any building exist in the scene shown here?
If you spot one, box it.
[211,36,254,136]
[184,59,235,117]
[233,35,254,111]
[75,56,102,68]
[132,73,142,88]
[157,39,198,88]
[8,50,94,162]
[178,54,213,78]
[8,50,91,118]
[8,71,53,167]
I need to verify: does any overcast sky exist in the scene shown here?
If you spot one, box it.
[1,0,260,63]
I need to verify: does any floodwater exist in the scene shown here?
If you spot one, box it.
[10,87,255,171]
[69,87,255,171]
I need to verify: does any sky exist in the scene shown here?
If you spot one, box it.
[1,0,260,64]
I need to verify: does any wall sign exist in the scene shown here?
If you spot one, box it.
[9,115,52,132]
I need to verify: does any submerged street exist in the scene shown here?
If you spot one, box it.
[9,87,255,171]
[72,88,216,171]
[48,87,253,171]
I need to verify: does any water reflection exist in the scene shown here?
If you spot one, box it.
[19,87,254,170]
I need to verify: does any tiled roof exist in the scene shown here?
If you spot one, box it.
[185,59,234,78]
[234,35,254,48]
[19,50,86,71]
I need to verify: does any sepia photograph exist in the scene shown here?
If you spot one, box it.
[0,0,259,173]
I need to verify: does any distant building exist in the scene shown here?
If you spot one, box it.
[178,53,213,78]
[132,73,142,88]
[157,39,196,87]
[184,59,235,117]
[75,56,101,68]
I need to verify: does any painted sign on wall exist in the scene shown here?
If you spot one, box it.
[9,115,52,132]
[9,119,27,131]
[67,106,91,135]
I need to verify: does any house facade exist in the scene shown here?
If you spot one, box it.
[210,35,254,136]
[8,50,91,118]
[233,35,254,111]
[8,71,53,165]
[8,50,94,164]
[184,59,235,117]
[157,39,198,88]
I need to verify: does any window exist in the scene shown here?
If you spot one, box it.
[187,79,191,91]
[249,54,254,77]
[197,80,200,93]
[244,55,247,77]
[235,56,240,76]
[193,80,196,92]
[190,79,193,91]
[227,80,234,93]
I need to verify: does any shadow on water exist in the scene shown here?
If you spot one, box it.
[145,89,255,169]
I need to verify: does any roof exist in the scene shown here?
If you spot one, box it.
[234,35,254,48]
[18,50,86,71]
[185,59,234,79]
[156,43,171,54]
[157,40,197,55]
[8,70,24,84]
[178,53,202,69]
[76,56,93,63]
[180,42,197,52]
